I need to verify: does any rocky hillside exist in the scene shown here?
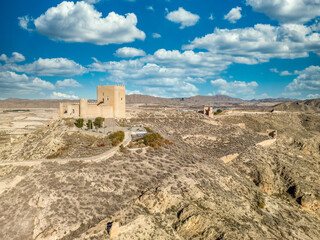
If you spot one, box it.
[268,98,320,113]
[0,110,319,239]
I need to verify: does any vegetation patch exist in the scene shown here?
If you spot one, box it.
[46,132,112,159]
[145,127,153,133]
[214,109,223,115]
[87,120,93,129]
[109,131,125,146]
[65,119,75,127]
[143,133,173,148]
[3,109,30,113]
[258,200,265,209]
[94,117,105,128]
[75,118,84,128]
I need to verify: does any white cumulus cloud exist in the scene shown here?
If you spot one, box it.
[0,71,55,95]
[51,91,79,99]
[0,52,25,63]
[89,49,236,97]
[285,65,320,92]
[19,1,145,45]
[306,93,320,99]
[6,58,87,77]
[211,79,258,99]
[184,24,320,63]
[84,0,101,4]
[18,16,32,31]
[115,47,146,58]
[152,33,161,38]
[56,79,82,88]
[224,7,242,23]
[166,7,200,29]
[246,0,320,24]
[147,6,154,11]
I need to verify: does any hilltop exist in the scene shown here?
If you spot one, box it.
[268,98,320,113]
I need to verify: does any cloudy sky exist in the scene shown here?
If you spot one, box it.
[0,0,320,100]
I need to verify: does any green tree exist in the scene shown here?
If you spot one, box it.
[214,109,223,115]
[87,120,93,129]
[75,118,84,128]
[94,117,105,128]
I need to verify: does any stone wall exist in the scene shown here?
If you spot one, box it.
[59,85,125,119]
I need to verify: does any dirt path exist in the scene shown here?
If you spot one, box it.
[0,130,132,167]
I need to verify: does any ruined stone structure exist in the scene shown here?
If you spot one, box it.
[197,107,214,118]
[59,85,125,119]
[203,107,214,118]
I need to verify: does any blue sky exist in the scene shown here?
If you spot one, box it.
[0,0,320,100]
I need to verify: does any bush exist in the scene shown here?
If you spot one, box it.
[128,142,135,148]
[142,133,174,148]
[258,200,265,209]
[65,119,74,127]
[94,117,105,128]
[87,120,93,129]
[145,127,153,133]
[143,133,163,147]
[120,144,127,153]
[109,131,125,146]
[214,109,223,115]
[75,118,84,128]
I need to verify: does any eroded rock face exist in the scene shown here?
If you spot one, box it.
[0,111,320,240]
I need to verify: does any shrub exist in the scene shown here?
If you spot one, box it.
[65,119,74,127]
[128,142,135,148]
[75,118,84,128]
[87,120,93,129]
[120,144,127,152]
[214,109,223,115]
[109,131,125,146]
[145,127,153,133]
[258,200,265,209]
[149,142,157,148]
[94,117,105,128]
[143,133,163,147]
[142,133,174,148]
[112,139,120,146]
[163,139,174,145]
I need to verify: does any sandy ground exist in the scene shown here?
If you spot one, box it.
[0,108,58,139]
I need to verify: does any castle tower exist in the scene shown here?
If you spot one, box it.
[97,85,125,118]
[79,98,88,118]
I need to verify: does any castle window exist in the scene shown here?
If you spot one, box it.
[72,109,75,114]
[107,98,109,101]
[103,92,104,96]
[121,97,123,101]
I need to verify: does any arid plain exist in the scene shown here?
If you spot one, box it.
[0,99,320,240]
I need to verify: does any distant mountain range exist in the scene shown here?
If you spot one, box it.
[126,94,244,106]
[250,97,297,102]
[0,95,318,110]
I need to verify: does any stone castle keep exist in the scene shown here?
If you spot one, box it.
[59,85,126,118]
